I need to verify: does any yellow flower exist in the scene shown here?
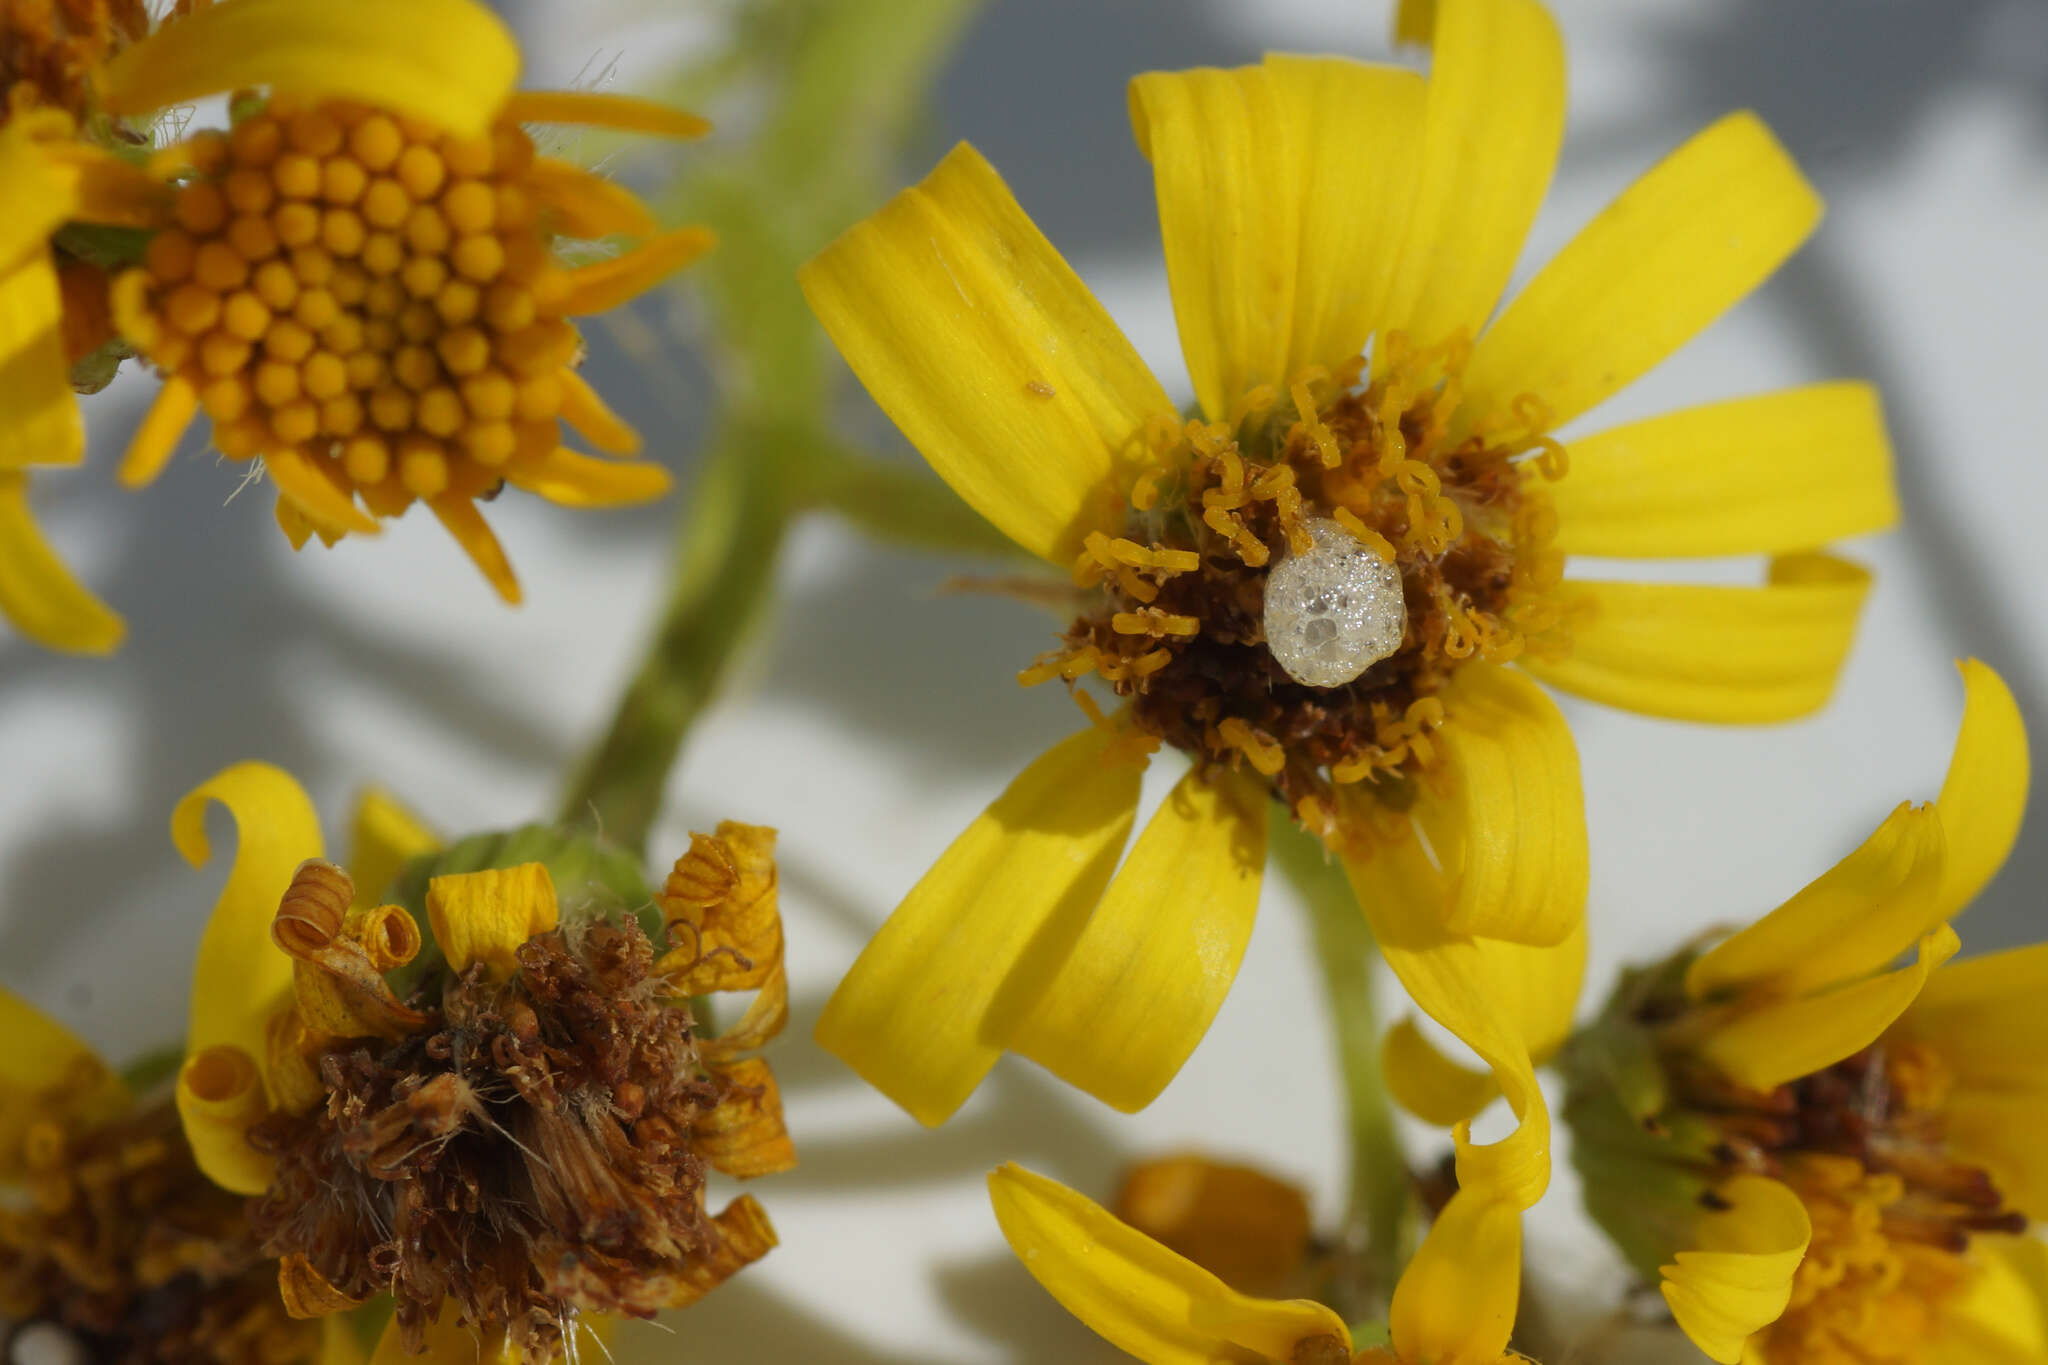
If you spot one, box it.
[1562,660,2037,1363]
[0,983,362,1365]
[991,1163,1530,1365]
[803,0,1887,1226]
[98,0,713,603]
[166,763,791,1365]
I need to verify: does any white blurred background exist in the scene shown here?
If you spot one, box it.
[2,0,2044,1359]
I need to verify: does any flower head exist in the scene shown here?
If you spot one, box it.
[1562,660,2038,1363]
[96,0,710,604]
[991,1163,1529,1365]
[805,1,1892,1236]
[168,764,791,1364]
[0,985,353,1365]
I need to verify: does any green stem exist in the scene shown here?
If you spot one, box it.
[1274,821,1411,1316]
[557,428,790,856]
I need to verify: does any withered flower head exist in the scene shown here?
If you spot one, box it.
[169,764,791,1365]
[0,989,325,1365]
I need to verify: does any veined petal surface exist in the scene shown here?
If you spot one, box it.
[1389,1189,1522,1365]
[1004,765,1266,1112]
[1128,56,1425,420]
[814,727,1143,1125]
[1463,112,1820,431]
[800,143,1172,565]
[1660,1174,1812,1365]
[1523,553,1872,723]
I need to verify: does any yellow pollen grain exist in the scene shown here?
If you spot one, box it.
[451,234,504,283]
[272,153,320,200]
[435,280,480,326]
[271,401,318,444]
[398,436,448,496]
[368,387,412,431]
[461,372,514,420]
[436,327,488,376]
[401,256,447,299]
[443,180,495,234]
[200,376,248,420]
[265,319,315,364]
[344,351,386,392]
[320,208,366,258]
[253,360,299,407]
[404,204,450,256]
[392,345,438,392]
[165,283,220,335]
[199,333,250,376]
[416,387,464,437]
[461,421,516,465]
[395,145,446,200]
[251,259,298,311]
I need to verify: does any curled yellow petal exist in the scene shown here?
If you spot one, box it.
[989,1163,1351,1365]
[693,1056,796,1179]
[1551,382,1899,558]
[1128,55,1426,419]
[1002,764,1267,1113]
[0,252,82,471]
[0,985,124,1176]
[1383,1015,1500,1126]
[1932,659,2029,921]
[174,761,322,1075]
[657,823,782,996]
[0,471,125,654]
[1464,111,1821,431]
[1389,1189,1521,1365]
[176,1045,276,1195]
[99,0,520,141]
[800,142,1172,564]
[1685,800,1948,1002]
[500,90,711,140]
[1523,553,1872,724]
[1379,0,1567,347]
[346,786,440,912]
[426,862,560,979]
[814,726,1143,1125]
[1660,1174,1812,1365]
[1692,925,1959,1091]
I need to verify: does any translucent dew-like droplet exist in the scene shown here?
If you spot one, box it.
[1262,517,1407,688]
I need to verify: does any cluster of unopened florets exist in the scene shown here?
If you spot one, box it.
[1025,335,1568,833]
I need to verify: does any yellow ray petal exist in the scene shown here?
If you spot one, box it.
[118,374,198,488]
[1383,1016,1498,1125]
[1692,926,1959,1091]
[1128,56,1426,420]
[1340,824,1564,1209]
[1002,765,1267,1113]
[0,985,125,1176]
[1939,1092,2048,1230]
[426,493,521,605]
[368,1301,512,1365]
[426,863,559,980]
[59,147,177,230]
[1422,663,1588,947]
[1932,659,2029,921]
[0,252,82,472]
[1550,383,1899,557]
[1378,0,1567,347]
[266,449,380,536]
[988,1164,1351,1365]
[176,1044,275,1195]
[174,762,322,1067]
[1685,801,1948,1002]
[508,447,671,507]
[0,124,77,273]
[558,226,716,316]
[1895,942,2048,1094]
[347,787,440,912]
[1522,552,1871,723]
[0,471,125,654]
[557,368,642,455]
[814,727,1144,1126]
[1929,1234,2048,1365]
[799,142,1172,565]
[1659,1174,1812,1365]
[500,90,711,140]
[1463,112,1821,432]
[1389,1189,1522,1365]
[98,0,520,141]
[525,157,659,240]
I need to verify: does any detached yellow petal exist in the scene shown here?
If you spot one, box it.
[989,1164,1351,1365]
[346,787,440,912]
[1659,1174,1811,1365]
[1551,383,1898,557]
[508,447,671,507]
[1379,0,1567,346]
[814,727,1143,1126]
[1463,112,1821,431]
[1128,56,1425,419]
[0,252,81,471]
[426,863,559,979]
[99,0,520,140]
[1685,801,1947,1001]
[0,985,125,1175]
[800,142,1172,565]
[1423,663,1588,947]
[1693,926,1959,1091]
[174,762,322,1068]
[1523,553,1871,723]
[176,1044,275,1195]
[1003,765,1267,1113]
[1932,659,2029,921]
[1389,1190,1521,1365]
[0,471,125,654]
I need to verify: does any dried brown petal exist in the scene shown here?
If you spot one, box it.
[693,1058,795,1180]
